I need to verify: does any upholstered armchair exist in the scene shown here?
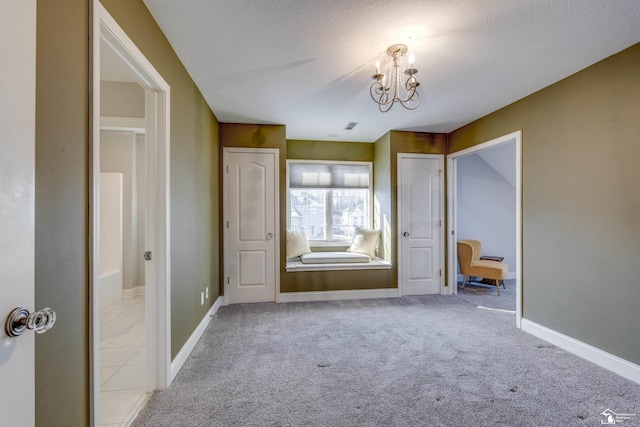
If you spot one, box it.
[457,240,508,296]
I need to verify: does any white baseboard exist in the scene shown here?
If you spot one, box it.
[122,286,145,299]
[457,272,516,281]
[521,318,640,385]
[170,296,223,382]
[279,288,399,303]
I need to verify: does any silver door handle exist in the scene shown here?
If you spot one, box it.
[266,233,274,240]
[4,307,56,337]
[403,232,410,237]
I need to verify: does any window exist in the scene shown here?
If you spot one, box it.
[288,161,371,242]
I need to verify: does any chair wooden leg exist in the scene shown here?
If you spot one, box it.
[501,279,506,289]
[462,276,467,289]
[495,279,500,296]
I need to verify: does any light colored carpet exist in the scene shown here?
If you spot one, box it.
[133,295,639,426]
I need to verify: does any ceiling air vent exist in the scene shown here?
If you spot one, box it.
[344,122,358,130]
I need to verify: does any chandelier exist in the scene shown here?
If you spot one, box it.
[370,44,420,112]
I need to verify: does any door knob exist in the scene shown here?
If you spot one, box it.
[266,233,274,240]
[4,307,56,337]
[403,232,410,237]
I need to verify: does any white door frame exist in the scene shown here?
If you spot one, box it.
[222,147,280,305]
[446,130,522,327]
[91,3,171,425]
[397,153,445,296]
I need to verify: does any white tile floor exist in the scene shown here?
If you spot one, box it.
[100,296,148,427]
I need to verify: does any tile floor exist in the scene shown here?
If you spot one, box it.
[100,296,148,427]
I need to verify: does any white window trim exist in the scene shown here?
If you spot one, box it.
[286,159,373,243]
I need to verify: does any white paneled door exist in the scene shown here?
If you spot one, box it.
[0,1,37,424]
[398,154,444,295]
[224,148,279,304]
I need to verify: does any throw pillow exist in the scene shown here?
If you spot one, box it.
[346,226,380,259]
[286,229,312,259]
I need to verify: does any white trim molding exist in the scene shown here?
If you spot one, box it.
[279,288,399,303]
[522,319,640,385]
[100,116,146,134]
[92,4,172,425]
[170,296,223,382]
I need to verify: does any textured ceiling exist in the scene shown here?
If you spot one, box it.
[143,0,640,142]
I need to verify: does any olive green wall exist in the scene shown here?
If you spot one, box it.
[287,139,373,161]
[390,130,448,156]
[35,1,89,425]
[101,0,221,360]
[449,43,640,364]
[35,2,220,423]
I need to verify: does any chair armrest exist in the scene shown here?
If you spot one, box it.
[480,256,504,262]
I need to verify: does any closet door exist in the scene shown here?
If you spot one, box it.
[397,154,444,295]
[224,148,279,304]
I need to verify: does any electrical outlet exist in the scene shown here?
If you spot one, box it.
[205,287,209,299]
[200,291,204,305]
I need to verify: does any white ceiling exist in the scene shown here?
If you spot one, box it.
[142,0,640,142]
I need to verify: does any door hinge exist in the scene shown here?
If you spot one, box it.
[144,251,152,261]
[451,230,455,235]
[439,169,443,177]
[439,220,442,227]
[226,165,229,173]
[439,269,442,277]
[226,221,229,229]
[226,277,230,284]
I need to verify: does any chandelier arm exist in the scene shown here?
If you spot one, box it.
[370,81,394,106]
[379,101,394,113]
[399,91,420,110]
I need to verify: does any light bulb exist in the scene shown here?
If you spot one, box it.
[408,52,415,68]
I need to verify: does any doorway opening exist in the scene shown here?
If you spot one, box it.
[91,3,171,426]
[447,131,522,326]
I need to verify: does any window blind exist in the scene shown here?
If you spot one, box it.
[289,163,370,189]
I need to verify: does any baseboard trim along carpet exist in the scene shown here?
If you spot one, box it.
[521,318,640,385]
[170,296,223,383]
[279,288,399,303]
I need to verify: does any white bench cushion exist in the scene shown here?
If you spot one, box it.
[301,252,371,264]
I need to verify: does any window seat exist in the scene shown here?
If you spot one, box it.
[302,252,370,264]
[286,252,392,272]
